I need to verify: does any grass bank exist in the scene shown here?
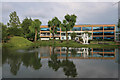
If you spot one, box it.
[3,36,33,49]
[34,40,120,48]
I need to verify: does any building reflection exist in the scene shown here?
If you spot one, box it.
[40,47,116,60]
[2,47,116,77]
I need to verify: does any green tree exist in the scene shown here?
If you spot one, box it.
[7,11,23,36]
[7,27,23,36]
[70,32,77,40]
[1,23,8,42]
[61,14,77,43]
[118,19,120,28]
[7,11,21,28]
[21,17,32,38]
[29,19,42,41]
[48,17,61,44]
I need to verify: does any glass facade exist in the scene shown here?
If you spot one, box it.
[104,32,114,35]
[104,49,114,52]
[104,37,114,40]
[41,28,50,31]
[104,54,114,57]
[72,27,81,31]
[93,27,103,30]
[82,27,92,31]
[93,49,103,52]
[104,26,114,30]
[93,32,103,35]
[93,37,103,40]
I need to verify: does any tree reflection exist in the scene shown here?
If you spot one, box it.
[22,52,42,70]
[48,47,61,71]
[61,47,77,78]
[3,49,42,75]
[48,47,78,78]
[71,48,77,57]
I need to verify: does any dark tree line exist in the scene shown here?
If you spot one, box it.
[1,11,42,42]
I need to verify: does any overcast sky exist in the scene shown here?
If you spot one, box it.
[1,2,118,25]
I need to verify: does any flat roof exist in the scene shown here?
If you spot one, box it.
[40,24,116,28]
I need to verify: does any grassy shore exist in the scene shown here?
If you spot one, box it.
[34,40,120,48]
[3,36,33,49]
[2,36,120,49]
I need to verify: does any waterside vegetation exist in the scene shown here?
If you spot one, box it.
[2,36,120,49]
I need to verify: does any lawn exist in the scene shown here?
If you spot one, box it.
[34,40,120,48]
[90,41,116,45]
[3,36,33,49]
[2,36,120,49]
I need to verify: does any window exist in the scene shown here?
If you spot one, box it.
[77,33,81,35]
[104,32,114,35]
[104,54,114,57]
[93,37,103,40]
[93,32,103,35]
[41,28,50,31]
[82,27,92,31]
[104,37,114,40]
[104,26,114,30]
[93,27,103,30]
[104,49,114,52]
[61,33,65,36]
[93,48,103,52]
[72,27,81,31]
[67,37,69,39]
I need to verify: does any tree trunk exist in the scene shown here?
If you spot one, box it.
[52,47,55,54]
[53,26,55,45]
[66,31,68,43]
[66,47,69,60]
[53,33,54,44]
[35,29,37,42]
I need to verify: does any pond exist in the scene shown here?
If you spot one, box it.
[2,47,119,78]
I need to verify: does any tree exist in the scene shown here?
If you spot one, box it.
[70,32,77,40]
[7,11,23,36]
[29,19,42,41]
[48,17,61,44]
[7,27,23,37]
[61,14,77,43]
[21,17,32,38]
[1,23,8,42]
[7,11,21,28]
[118,19,120,28]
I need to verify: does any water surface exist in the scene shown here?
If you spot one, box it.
[2,47,119,78]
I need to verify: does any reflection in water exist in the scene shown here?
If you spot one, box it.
[2,47,118,78]
[2,48,42,75]
[48,47,116,59]
[48,47,77,78]
[61,47,77,78]
[48,47,61,71]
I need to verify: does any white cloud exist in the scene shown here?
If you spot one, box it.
[1,0,120,2]
[1,2,118,25]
